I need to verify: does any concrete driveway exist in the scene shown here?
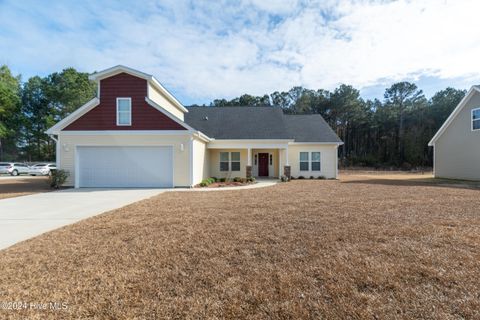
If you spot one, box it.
[0,188,165,250]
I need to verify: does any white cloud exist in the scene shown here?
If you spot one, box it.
[0,0,479,103]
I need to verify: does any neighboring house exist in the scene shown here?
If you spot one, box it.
[429,85,480,180]
[46,65,343,188]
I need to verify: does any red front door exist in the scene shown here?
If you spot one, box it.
[258,153,269,177]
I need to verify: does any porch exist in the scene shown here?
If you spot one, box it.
[207,140,292,179]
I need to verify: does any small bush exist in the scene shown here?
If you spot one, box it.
[317,176,326,180]
[309,176,314,179]
[246,177,256,183]
[211,177,217,182]
[298,176,305,180]
[199,177,218,187]
[48,169,69,189]
[219,178,226,183]
[233,177,242,182]
[280,175,289,182]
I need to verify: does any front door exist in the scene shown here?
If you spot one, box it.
[258,153,269,177]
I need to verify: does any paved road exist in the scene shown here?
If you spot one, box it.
[0,188,165,250]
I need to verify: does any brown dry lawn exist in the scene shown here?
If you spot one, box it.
[0,173,479,319]
[0,176,51,200]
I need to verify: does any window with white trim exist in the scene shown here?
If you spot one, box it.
[473,108,480,131]
[117,98,131,126]
[311,152,321,171]
[220,152,229,171]
[220,152,241,172]
[299,152,309,171]
[231,152,240,171]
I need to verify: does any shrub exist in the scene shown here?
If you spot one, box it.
[280,175,289,182]
[298,176,305,179]
[199,177,218,187]
[317,176,326,180]
[211,177,218,182]
[309,176,314,179]
[219,178,226,183]
[233,177,242,182]
[246,177,256,183]
[48,169,69,189]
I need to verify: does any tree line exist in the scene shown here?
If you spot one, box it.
[0,64,465,167]
[0,65,96,161]
[199,84,465,168]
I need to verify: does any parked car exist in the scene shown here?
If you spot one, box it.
[0,162,31,176]
[29,163,56,176]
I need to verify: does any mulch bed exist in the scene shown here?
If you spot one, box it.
[200,181,255,188]
[0,174,479,319]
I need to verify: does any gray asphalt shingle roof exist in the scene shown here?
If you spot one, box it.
[284,114,343,143]
[185,106,342,143]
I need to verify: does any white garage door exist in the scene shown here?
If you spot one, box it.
[77,146,173,188]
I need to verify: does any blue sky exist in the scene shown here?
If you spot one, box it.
[1,0,479,105]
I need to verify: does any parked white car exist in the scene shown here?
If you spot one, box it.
[0,162,31,176]
[29,163,56,176]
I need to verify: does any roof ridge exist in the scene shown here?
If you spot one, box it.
[187,105,280,109]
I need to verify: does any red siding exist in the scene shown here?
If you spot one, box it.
[63,73,187,131]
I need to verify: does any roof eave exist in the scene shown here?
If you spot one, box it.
[428,86,479,146]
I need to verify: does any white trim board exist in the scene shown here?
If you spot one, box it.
[46,98,100,134]
[429,86,480,146]
[144,97,194,132]
[289,142,344,145]
[58,130,194,136]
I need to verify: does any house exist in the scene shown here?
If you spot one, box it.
[46,65,343,188]
[428,85,480,180]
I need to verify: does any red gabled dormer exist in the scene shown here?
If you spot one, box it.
[62,66,188,131]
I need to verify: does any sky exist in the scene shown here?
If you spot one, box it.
[1,0,479,105]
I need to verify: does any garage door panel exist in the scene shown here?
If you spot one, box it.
[78,146,173,188]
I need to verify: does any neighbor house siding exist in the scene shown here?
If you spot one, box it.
[58,133,192,187]
[192,138,209,185]
[288,144,338,179]
[209,149,248,179]
[148,83,184,121]
[64,73,187,131]
[434,93,480,180]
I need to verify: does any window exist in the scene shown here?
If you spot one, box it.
[269,154,273,165]
[220,152,229,171]
[311,152,321,171]
[300,152,309,171]
[117,98,132,126]
[473,108,480,131]
[231,152,240,171]
[220,152,240,172]
[254,154,257,165]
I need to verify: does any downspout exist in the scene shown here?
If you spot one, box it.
[48,134,60,168]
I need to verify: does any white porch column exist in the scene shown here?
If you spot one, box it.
[247,148,252,166]
[278,149,282,177]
